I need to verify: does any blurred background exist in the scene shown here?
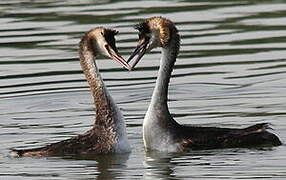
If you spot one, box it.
[0,0,286,179]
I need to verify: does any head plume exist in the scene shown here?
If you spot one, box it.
[134,16,179,47]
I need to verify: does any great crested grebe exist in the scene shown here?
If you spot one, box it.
[11,27,132,156]
[128,17,282,152]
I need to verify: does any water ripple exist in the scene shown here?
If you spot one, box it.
[1,0,286,179]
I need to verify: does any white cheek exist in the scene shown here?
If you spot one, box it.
[93,40,109,57]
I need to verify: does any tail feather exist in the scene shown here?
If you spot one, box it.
[10,147,47,157]
[244,123,272,133]
[230,123,282,147]
[237,131,282,147]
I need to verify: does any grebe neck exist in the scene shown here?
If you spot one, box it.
[150,35,180,111]
[79,37,114,126]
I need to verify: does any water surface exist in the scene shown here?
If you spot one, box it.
[1,0,286,179]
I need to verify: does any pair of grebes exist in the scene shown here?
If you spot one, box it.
[12,17,282,157]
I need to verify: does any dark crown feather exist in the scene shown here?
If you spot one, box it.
[134,21,150,33]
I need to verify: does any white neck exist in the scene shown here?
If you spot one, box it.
[150,48,175,106]
[148,35,179,119]
[143,35,180,151]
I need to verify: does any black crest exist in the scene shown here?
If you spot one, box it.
[134,21,150,33]
[103,29,118,53]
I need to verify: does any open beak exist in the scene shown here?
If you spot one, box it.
[127,36,150,70]
[106,45,132,71]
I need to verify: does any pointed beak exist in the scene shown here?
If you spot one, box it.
[106,45,132,71]
[127,37,150,70]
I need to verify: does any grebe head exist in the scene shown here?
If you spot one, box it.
[127,17,179,69]
[85,27,131,70]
